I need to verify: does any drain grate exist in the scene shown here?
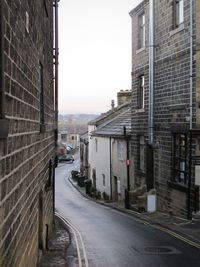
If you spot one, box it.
[132,246,182,255]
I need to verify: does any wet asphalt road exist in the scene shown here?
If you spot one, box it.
[55,159,200,267]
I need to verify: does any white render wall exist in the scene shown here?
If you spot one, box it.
[89,136,111,197]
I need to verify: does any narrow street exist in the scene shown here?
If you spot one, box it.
[55,157,200,267]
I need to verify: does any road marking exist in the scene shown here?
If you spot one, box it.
[55,212,89,267]
[152,224,200,250]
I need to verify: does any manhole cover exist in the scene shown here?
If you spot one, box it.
[145,247,172,253]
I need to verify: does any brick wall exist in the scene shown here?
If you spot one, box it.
[0,0,55,266]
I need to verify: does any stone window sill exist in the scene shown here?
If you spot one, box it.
[170,23,184,37]
[135,108,145,113]
[167,180,187,193]
[135,169,146,177]
[136,47,146,54]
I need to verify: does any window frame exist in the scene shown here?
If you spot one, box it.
[139,136,145,171]
[138,75,145,109]
[117,140,125,161]
[102,174,106,187]
[95,138,98,152]
[39,62,45,132]
[172,133,187,184]
[138,12,145,49]
[174,0,184,28]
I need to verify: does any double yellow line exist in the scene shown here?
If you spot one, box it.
[151,223,200,250]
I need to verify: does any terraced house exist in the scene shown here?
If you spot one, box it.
[130,0,200,219]
[0,0,57,266]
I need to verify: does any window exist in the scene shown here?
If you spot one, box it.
[95,138,98,152]
[46,159,53,188]
[117,140,125,161]
[139,136,145,171]
[138,13,145,49]
[102,174,106,187]
[43,0,49,17]
[172,133,187,184]
[138,75,145,109]
[39,63,45,131]
[25,11,29,33]
[174,0,184,28]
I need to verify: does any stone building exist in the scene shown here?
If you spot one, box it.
[0,1,56,266]
[130,0,199,218]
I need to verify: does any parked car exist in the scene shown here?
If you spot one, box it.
[58,154,74,163]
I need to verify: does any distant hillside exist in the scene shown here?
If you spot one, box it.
[58,113,98,121]
[58,113,99,134]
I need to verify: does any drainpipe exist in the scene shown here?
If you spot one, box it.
[0,0,9,138]
[54,0,59,150]
[189,0,193,131]
[53,0,60,219]
[148,0,154,145]
[188,0,193,220]
[124,126,130,209]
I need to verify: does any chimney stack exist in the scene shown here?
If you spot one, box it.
[111,99,115,109]
[117,90,131,106]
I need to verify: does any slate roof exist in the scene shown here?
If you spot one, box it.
[88,101,130,126]
[91,105,131,138]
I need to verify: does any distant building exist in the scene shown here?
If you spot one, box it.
[58,131,68,143]
[80,131,89,178]
[130,0,199,218]
[0,1,57,266]
[67,133,80,148]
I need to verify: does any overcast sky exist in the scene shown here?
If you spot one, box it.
[58,0,142,114]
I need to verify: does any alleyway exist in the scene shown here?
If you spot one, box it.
[55,157,200,267]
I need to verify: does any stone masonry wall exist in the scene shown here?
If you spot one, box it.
[0,1,55,267]
[130,0,196,217]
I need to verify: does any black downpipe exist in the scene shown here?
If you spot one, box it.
[188,131,192,220]
[124,126,130,209]
[54,0,59,128]
[53,0,59,219]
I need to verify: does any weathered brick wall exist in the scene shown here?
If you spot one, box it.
[0,0,55,266]
[130,0,196,217]
[130,0,149,188]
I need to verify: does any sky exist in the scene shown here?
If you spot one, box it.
[58,0,142,114]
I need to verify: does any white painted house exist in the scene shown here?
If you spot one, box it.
[88,93,133,202]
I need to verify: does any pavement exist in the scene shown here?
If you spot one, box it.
[38,217,70,267]
[38,174,200,267]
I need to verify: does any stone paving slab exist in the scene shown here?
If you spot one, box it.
[39,218,70,267]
